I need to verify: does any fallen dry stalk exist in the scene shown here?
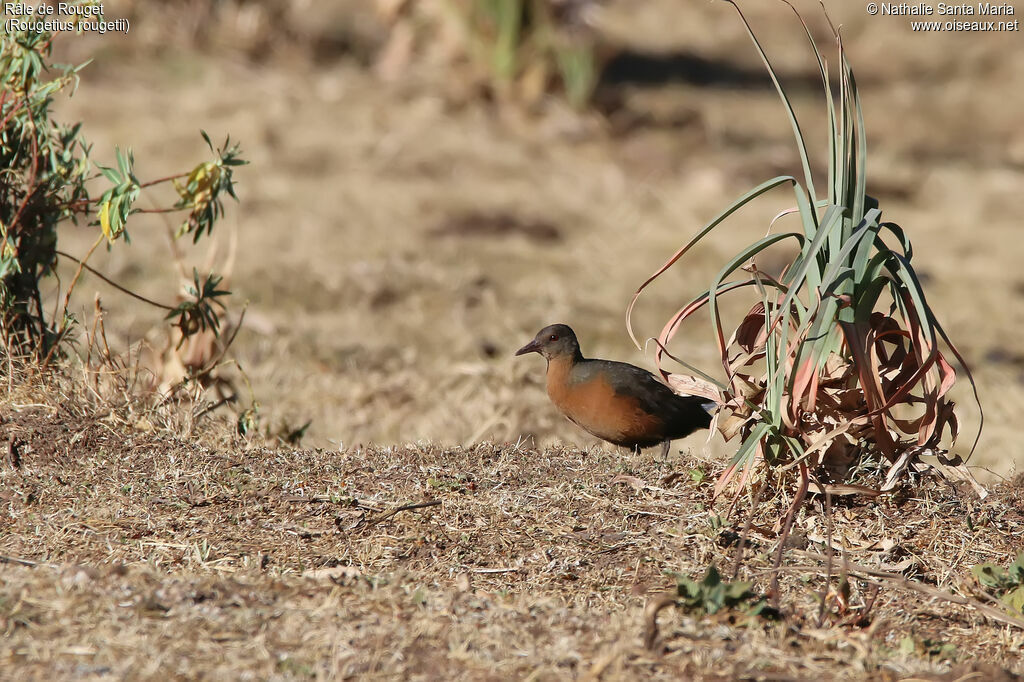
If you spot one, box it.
[0,554,44,567]
[364,499,441,528]
[784,549,1024,631]
[643,591,680,650]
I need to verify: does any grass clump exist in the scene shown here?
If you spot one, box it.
[460,0,600,108]
[627,1,983,500]
[376,0,601,109]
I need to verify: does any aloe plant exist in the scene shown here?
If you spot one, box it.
[627,1,982,498]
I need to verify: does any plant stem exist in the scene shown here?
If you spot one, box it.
[41,233,105,368]
[140,172,189,189]
[54,247,175,312]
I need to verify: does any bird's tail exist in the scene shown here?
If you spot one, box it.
[674,395,715,432]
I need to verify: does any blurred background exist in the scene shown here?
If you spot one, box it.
[52,0,1024,477]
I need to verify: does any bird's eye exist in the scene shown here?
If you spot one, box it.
[549,334,558,341]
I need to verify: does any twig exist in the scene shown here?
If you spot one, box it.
[9,113,39,237]
[59,233,104,321]
[282,495,349,504]
[42,233,106,369]
[0,554,41,567]
[782,550,1024,631]
[643,591,679,650]
[136,206,186,214]
[850,583,882,627]
[1,311,14,393]
[0,91,29,130]
[364,500,441,527]
[93,295,113,366]
[769,461,809,608]
[54,249,175,311]
[731,479,765,580]
[196,306,247,378]
[815,473,834,628]
[139,171,189,189]
[192,394,237,420]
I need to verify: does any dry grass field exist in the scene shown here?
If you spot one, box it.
[4,0,1024,678]
[3,399,1024,679]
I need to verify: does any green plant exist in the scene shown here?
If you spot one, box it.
[897,635,957,661]
[1,15,245,365]
[626,1,981,499]
[672,564,773,618]
[972,553,1024,615]
[458,0,600,109]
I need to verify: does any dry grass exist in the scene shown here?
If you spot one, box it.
[5,1,1024,677]
[2,390,1023,679]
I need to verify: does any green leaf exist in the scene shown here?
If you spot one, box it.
[676,575,700,600]
[709,232,803,356]
[1002,586,1024,615]
[1009,553,1024,583]
[899,636,916,655]
[723,1,818,212]
[972,562,1008,589]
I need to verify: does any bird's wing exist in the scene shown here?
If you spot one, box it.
[575,360,667,407]
[584,360,716,415]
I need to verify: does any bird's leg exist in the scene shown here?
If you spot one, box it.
[659,440,671,460]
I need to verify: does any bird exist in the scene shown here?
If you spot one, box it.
[515,323,714,455]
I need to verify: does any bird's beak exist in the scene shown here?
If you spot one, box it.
[514,339,541,356]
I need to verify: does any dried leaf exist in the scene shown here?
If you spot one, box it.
[303,565,361,582]
[665,374,721,403]
[610,474,646,493]
[733,303,766,354]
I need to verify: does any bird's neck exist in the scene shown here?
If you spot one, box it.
[545,353,577,404]
[545,349,583,369]
[545,351,583,390]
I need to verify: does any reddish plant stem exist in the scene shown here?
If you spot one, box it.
[140,172,189,189]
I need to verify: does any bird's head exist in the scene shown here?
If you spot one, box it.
[514,323,582,361]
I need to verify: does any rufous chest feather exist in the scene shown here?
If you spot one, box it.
[544,357,660,443]
[544,356,577,407]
